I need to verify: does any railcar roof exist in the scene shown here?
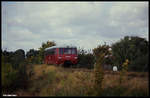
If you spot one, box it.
[45,45,77,51]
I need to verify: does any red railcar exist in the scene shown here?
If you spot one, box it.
[44,46,78,65]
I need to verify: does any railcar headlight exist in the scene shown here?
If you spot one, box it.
[58,57,62,59]
[74,57,78,59]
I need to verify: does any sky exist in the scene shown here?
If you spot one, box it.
[2,1,149,53]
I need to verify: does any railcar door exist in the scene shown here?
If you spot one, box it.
[64,48,72,61]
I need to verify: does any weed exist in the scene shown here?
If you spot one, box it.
[16,64,148,96]
[93,53,105,96]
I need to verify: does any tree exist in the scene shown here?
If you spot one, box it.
[38,41,56,64]
[2,55,18,91]
[77,48,95,69]
[11,49,25,69]
[39,40,56,50]
[2,50,14,64]
[2,49,28,92]
[93,52,105,96]
[26,49,40,64]
[93,44,113,69]
[93,44,111,95]
[112,36,149,71]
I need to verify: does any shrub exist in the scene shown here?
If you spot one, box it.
[2,52,28,93]
[77,48,95,69]
[93,53,105,96]
[2,62,18,92]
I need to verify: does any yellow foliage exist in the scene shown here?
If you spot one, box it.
[45,66,57,73]
[119,59,129,85]
[32,64,57,79]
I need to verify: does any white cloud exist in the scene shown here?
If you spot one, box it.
[2,2,148,52]
[109,2,148,27]
[107,2,148,39]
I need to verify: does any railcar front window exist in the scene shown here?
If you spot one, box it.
[64,48,72,54]
[72,48,77,54]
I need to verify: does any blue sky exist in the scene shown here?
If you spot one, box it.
[2,2,148,53]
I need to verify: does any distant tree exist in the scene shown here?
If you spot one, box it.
[40,40,56,49]
[77,48,95,69]
[26,49,36,58]
[93,44,110,58]
[2,49,28,92]
[2,50,14,64]
[26,49,40,64]
[38,41,56,64]
[11,49,25,69]
[112,36,149,71]
[93,44,113,67]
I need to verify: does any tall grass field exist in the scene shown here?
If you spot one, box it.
[14,64,149,96]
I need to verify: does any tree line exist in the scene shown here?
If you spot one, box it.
[77,36,149,72]
[1,36,149,93]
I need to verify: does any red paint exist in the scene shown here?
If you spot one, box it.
[44,46,78,65]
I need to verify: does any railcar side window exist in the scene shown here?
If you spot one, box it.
[46,48,55,55]
[51,48,55,54]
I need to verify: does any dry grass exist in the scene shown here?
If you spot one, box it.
[15,64,149,96]
[103,72,149,88]
[32,64,57,79]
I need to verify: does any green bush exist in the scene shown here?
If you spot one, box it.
[129,54,148,72]
[2,51,28,93]
[77,49,95,69]
[16,62,28,89]
[112,36,149,72]
[93,53,104,96]
[2,62,18,92]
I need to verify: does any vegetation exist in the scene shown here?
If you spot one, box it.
[15,65,149,96]
[93,53,104,96]
[92,44,111,95]
[26,49,40,64]
[26,41,56,64]
[119,59,129,85]
[112,36,149,71]
[76,48,95,69]
[1,36,149,96]
[38,41,56,64]
[2,49,28,94]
